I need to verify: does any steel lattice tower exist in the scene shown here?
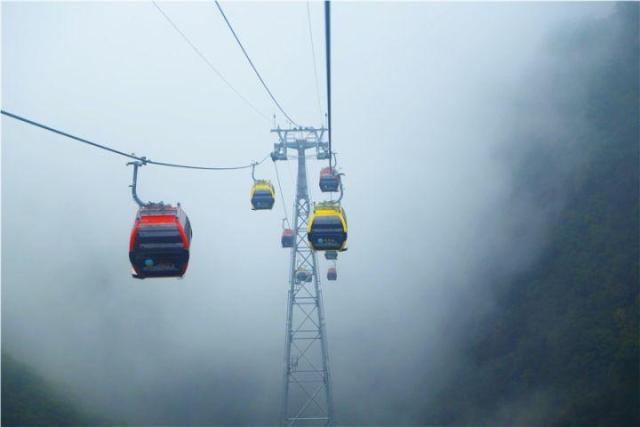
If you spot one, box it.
[271,127,335,426]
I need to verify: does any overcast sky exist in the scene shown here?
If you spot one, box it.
[2,1,617,424]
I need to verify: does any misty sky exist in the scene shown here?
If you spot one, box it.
[2,1,618,424]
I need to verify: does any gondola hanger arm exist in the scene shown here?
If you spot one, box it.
[127,158,148,207]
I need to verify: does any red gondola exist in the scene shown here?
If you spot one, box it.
[281,228,294,248]
[319,167,340,192]
[327,267,337,281]
[129,203,192,279]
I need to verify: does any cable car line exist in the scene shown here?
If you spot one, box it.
[1,110,268,171]
[273,160,291,227]
[149,154,269,171]
[306,1,324,123]
[324,0,333,169]
[151,1,270,123]
[213,0,300,127]
[1,110,140,160]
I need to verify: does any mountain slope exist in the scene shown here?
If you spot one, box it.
[425,4,639,425]
[2,353,106,426]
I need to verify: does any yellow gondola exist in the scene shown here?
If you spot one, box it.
[251,180,275,210]
[307,201,348,251]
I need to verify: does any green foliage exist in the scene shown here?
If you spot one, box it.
[425,4,639,426]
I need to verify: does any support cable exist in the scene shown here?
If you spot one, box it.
[213,0,300,127]
[1,110,268,171]
[151,1,271,123]
[273,160,291,227]
[324,0,333,169]
[306,1,324,124]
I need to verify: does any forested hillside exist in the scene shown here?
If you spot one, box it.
[2,353,107,426]
[426,4,638,425]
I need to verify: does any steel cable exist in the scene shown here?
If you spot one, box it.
[214,0,300,127]
[324,0,333,169]
[1,110,267,171]
[152,1,271,123]
[306,1,324,123]
[273,160,291,227]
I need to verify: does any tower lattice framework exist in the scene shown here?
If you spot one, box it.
[272,127,335,426]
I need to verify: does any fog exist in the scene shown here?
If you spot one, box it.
[2,1,617,424]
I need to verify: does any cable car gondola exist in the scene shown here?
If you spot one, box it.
[327,267,337,281]
[251,180,275,210]
[281,228,294,248]
[295,269,313,283]
[319,167,340,192]
[129,203,192,279]
[324,250,338,260]
[307,202,348,251]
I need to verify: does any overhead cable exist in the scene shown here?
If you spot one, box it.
[214,0,300,127]
[306,1,324,123]
[324,0,333,168]
[151,1,271,123]
[273,160,290,227]
[1,110,267,171]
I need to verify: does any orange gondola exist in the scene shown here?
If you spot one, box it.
[129,203,192,279]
